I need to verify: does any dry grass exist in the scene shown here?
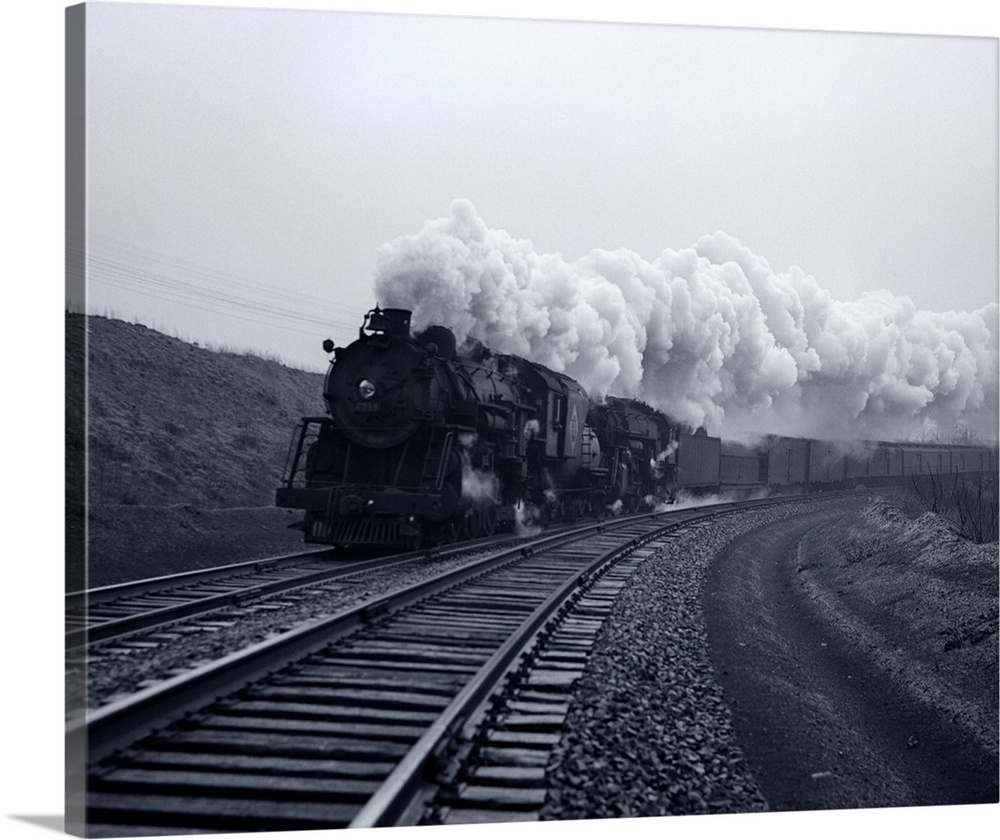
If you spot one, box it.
[68,312,325,509]
[907,472,999,543]
[65,312,327,587]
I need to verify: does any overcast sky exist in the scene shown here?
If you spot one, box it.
[77,1,998,375]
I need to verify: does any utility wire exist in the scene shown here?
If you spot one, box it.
[77,237,367,342]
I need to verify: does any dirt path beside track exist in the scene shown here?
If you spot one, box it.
[704,501,998,811]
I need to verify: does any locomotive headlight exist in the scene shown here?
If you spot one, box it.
[357,379,377,400]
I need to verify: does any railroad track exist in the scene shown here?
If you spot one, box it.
[67,536,528,650]
[67,548,342,649]
[69,500,779,835]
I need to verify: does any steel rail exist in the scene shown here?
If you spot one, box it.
[67,520,592,611]
[65,546,339,610]
[75,495,842,766]
[74,493,857,834]
[67,555,409,650]
[352,493,860,826]
[73,512,668,765]
[66,530,549,650]
[347,514,680,827]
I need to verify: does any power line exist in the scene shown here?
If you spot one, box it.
[78,238,368,342]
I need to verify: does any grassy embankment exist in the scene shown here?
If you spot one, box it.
[67,313,327,587]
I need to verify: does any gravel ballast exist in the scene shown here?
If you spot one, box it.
[75,492,995,821]
[541,498,862,819]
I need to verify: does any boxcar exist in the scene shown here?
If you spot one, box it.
[899,443,948,476]
[948,445,990,475]
[676,431,721,489]
[808,440,847,484]
[843,446,870,481]
[764,436,809,486]
[719,442,762,489]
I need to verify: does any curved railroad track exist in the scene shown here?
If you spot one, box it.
[69,498,804,836]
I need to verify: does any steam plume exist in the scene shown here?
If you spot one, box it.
[374,200,998,441]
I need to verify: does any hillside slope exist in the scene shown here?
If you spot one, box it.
[66,313,328,587]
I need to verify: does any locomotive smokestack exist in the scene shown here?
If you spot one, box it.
[382,308,412,339]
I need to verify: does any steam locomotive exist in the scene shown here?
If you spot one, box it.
[275,306,998,549]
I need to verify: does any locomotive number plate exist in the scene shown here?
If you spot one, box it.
[354,401,382,413]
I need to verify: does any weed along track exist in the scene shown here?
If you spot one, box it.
[73,510,729,834]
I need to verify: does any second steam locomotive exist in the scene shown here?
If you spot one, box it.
[276,306,998,549]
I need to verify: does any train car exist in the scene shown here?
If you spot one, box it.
[763,436,809,487]
[808,440,847,485]
[899,443,945,476]
[843,445,872,482]
[887,444,905,478]
[930,446,950,476]
[948,445,991,475]
[843,441,899,483]
[719,441,762,490]
[884,442,904,479]
[676,430,721,490]
[978,443,997,475]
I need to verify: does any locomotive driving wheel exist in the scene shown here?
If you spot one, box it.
[431,519,461,546]
[480,501,498,537]
[465,500,498,538]
[464,507,482,539]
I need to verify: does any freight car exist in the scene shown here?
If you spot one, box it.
[719,442,762,490]
[277,305,998,549]
[761,436,810,488]
[752,437,997,492]
[677,430,721,491]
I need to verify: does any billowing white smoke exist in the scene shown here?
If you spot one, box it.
[374,200,998,441]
